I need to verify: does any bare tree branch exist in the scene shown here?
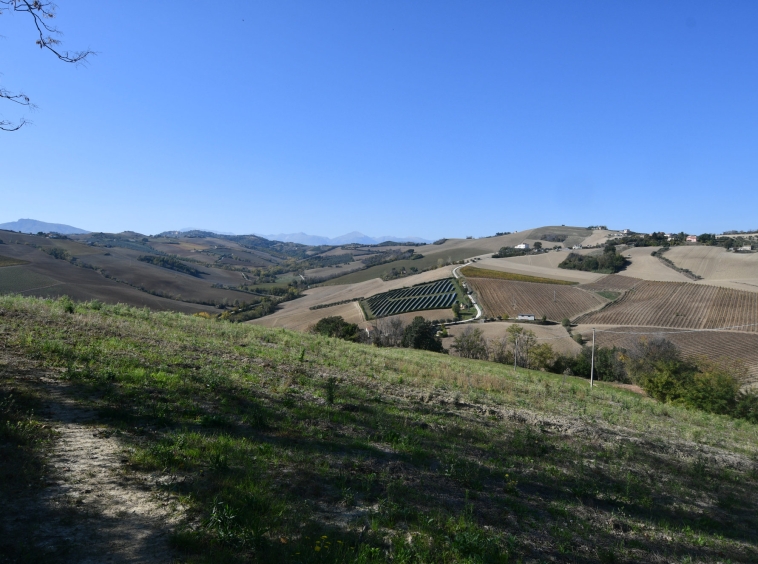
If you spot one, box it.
[0,0,94,130]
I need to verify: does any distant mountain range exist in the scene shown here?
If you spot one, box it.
[178,227,236,236]
[257,231,433,245]
[0,219,430,245]
[0,218,90,235]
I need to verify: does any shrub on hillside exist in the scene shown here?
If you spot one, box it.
[492,246,528,258]
[43,247,71,261]
[540,233,567,242]
[311,316,361,342]
[558,244,627,274]
[451,327,488,359]
[401,317,444,353]
[734,391,758,423]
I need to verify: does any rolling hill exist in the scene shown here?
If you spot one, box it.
[2,294,757,562]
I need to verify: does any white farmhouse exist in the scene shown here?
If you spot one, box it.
[515,243,530,250]
[517,314,535,321]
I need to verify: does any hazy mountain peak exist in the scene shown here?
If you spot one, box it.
[0,218,89,235]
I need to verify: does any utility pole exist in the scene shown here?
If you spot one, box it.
[590,328,596,388]
[513,336,519,373]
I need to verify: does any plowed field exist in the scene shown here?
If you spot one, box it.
[579,274,642,292]
[575,281,758,332]
[468,278,607,321]
[665,246,758,281]
[580,326,758,385]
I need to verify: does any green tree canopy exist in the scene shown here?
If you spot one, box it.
[312,316,360,342]
[401,317,444,352]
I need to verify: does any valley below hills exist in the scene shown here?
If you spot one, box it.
[2,223,758,562]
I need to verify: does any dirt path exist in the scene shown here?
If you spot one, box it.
[5,367,182,563]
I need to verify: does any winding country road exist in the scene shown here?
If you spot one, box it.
[451,262,483,324]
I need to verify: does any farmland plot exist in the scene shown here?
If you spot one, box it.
[580,325,758,385]
[575,281,758,332]
[0,266,59,293]
[468,278,607,321]
[579,274,642,292]
[364,279,458,318]
[666,245,758,281]
[0,255,29,267]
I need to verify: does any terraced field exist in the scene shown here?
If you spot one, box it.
[468,278,607,321]
[581,325,758,385]
[364,279,458,318]
[575,281,758,332]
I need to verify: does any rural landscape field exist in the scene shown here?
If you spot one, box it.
[5,1,758,561]
[3,221,758,562]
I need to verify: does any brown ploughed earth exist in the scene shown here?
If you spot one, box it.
[469,278,608,322]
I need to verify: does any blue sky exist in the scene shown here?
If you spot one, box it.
[2,1,757,238]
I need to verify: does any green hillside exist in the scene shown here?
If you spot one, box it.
[2,295,757,563]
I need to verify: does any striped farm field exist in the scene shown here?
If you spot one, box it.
[585,326,758,385]
[575,281,758,331]
[467,278,607,321]
[363,278,458,318]
[579,274,642,292]
[0,266,59,294]
[459,266,576,285]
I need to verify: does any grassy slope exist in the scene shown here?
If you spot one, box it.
[1,295,757,563]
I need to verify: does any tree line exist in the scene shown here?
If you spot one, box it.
[449,325,757,424]
[138,255,207,277]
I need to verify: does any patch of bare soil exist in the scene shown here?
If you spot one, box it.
[3,362,182,563]
[603,382,647,395]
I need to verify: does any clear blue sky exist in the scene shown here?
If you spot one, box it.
[2,1,757,238]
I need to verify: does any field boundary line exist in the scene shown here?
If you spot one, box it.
[595,320,758,335]
[17,282,64,294]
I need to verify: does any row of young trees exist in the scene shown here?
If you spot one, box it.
[311,316,444,353]
[138,255,207,277]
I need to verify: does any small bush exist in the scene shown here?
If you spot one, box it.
[58,295,75,314]
[734,391,758,423]
[311,316,360,342]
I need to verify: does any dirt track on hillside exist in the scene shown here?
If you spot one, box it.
[2,356,182,563]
